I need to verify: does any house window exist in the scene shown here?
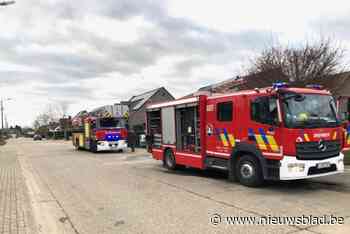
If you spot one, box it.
[217,102,233,121]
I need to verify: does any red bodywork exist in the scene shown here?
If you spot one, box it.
[147,87,347,170]
[337,96,350,151]
[94,128,128,141]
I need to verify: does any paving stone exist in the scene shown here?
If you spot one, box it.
[0,146,36,234]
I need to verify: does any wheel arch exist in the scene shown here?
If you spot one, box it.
[230,142,268,180]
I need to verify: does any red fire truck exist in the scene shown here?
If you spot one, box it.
[337,96,350,151]
[72,111,128,153]
[146,83,347,187]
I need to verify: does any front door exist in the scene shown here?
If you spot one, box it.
[248,95,283,157]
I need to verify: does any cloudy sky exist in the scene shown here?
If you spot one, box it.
[1,0,350,127]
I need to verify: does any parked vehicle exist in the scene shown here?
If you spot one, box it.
[146,83,345,187]
[33,134,42,141]
[71,112,128,153]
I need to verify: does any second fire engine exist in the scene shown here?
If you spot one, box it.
[72,110,128,153]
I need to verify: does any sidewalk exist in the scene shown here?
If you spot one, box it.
[0,144,36,234]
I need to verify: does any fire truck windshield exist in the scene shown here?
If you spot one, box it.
[98,118,125,128]
[282,93,339,128]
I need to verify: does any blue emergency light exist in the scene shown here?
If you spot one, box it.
[106,134,120,141]
[272,82,289,89]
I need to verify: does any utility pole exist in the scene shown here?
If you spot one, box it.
[1,98,11,130]
[1,99,4,130]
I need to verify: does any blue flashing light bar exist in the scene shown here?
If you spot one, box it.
[306,84,323,90]
[272,82,289,89]
[106,134,120,141]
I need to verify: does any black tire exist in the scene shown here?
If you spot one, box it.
[163,149,177,170]
[236,155,264,187]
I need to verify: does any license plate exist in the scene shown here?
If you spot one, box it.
[317,162,331,169]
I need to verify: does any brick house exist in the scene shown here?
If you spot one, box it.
[126,87,175,135]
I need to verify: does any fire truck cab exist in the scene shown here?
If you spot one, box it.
[72,114,128,153]
[146,84,346,187]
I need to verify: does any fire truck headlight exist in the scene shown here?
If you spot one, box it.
[288,163,305,173]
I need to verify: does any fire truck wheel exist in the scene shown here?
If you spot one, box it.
[164,149,177,170]
[236,155,264,187]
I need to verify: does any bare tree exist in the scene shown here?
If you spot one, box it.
[244,38,347,89]
[33,113,50,129]
[58,101,70,118]
[42,102,70,122]
[33,101,70,129]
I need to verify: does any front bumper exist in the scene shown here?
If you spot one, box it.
[97,140,127,152]
[279,153,344,180]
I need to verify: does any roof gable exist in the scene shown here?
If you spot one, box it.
[129,87,173,111]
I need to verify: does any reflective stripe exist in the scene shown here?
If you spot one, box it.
[258,128,269,145]
[220,133,229,147]
[248,128,256,141]
[255,135,267,150]
[266,135,279,152]
[206,151,230,157]
[176,152,202,158]
[333,132,337,140]
[223,128,231,147]
[215,128,222,141]
[228,134,236,147]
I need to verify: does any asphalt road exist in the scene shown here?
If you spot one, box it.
[6,138,350,234]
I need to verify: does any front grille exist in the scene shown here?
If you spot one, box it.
[308,164,337,175]
[265,159,280,180]
[296,140,341,160]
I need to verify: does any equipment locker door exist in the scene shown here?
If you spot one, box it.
[205,98,240,157]
[161,107,176,145]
